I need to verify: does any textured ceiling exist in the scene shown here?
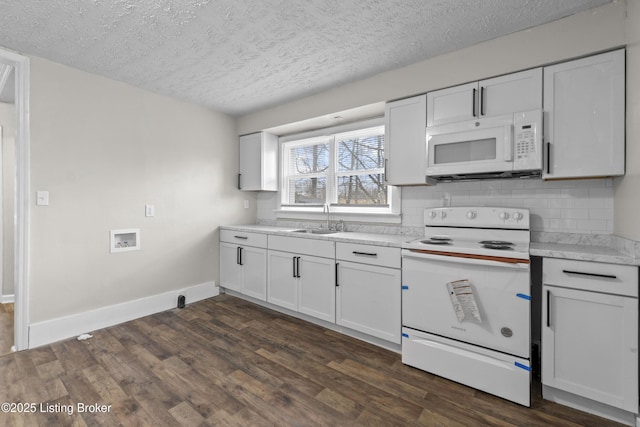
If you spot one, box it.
[0,0,612,116]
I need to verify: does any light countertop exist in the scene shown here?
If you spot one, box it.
[220,225,411,248]
[221,225,640,265]
[530,242,637,266]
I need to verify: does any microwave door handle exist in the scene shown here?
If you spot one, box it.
[504,124,513,161]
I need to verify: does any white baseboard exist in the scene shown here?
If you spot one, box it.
[1,294,15,304]
[28,281,219,349]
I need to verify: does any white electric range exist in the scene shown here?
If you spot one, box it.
[401,206,532,406]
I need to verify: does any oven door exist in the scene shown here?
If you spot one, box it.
[402,250,530,358]
[426,115,513,176]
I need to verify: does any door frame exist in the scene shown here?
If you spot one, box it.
[0,47,29,351]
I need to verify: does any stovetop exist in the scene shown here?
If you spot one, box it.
[402,207,531,260]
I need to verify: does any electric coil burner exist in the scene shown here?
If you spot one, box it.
[480,240,515,250]
[401,207,532,407]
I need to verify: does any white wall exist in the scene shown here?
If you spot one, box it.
[28,57,252,324]
[0,102,14,298]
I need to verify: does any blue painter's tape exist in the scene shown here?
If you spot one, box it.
[402,333,409,338]
[514,362,531,371]
[401,285,409,290]
[516,293,531,300]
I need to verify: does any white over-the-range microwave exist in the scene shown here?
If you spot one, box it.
[426,109,543,181]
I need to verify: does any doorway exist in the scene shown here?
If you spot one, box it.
[0,67,15,355]
[0,48,29,352]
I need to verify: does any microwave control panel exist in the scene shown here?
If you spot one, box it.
[513,109,542,171]
[515,124,536,159]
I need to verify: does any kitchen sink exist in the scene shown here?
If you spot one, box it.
[290,228,342,235]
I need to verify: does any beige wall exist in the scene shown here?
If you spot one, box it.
[29,57,253,323]
[614,0,640,240]
[0,102,14,297]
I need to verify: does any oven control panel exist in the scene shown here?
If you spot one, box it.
[424,207,529,230]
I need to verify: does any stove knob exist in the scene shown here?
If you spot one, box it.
[499,211,509,220]
[439,211,447,219]
[513,212,523,221]
[466,211,476,219]
[428,211,437,219]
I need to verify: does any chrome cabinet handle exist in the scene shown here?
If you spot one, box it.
[335,263,339,287]
[480,86,485,116]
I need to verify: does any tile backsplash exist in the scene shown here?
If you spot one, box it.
[401,178,614,234]
[256,178,614,235]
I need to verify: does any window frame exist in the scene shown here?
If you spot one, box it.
[276,118,401,223]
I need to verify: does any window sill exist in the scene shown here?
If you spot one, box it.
[274,209,402,224]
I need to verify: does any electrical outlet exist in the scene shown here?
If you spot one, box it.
[145,204,155,217]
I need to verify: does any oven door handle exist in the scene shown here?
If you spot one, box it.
[402,250,530,270]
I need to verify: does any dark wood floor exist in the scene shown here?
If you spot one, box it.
[0,294,625,426]
[0,302,13,356]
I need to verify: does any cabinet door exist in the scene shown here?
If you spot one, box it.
[542,285,638,412]
[427,82,477,127]
[239,132,278,191]
[240,246,267,301]
[239,133,262,191]
[336,261,401,343]
[219,242,241,292]
[479,68,542,117]
[384,95,428,185]
[267,251,298,311]
[298,256,336,323]
[543,50,625,179]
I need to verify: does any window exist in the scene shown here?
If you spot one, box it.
[280,120,399,219]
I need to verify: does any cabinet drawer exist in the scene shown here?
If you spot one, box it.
[268,235,335,258]
[543,258,638,297]
[336,242,400,269]
[220,230,267,248]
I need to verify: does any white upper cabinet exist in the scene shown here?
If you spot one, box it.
[238,132,278,191]
[543,49,625,179]
[384,95,429,186]
[427,82,477,126]
[427,68,542,127]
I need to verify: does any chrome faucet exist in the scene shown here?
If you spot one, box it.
[324,203,330,229]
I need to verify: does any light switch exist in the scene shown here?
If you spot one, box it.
[36,191,49,206]
[243,199,249,209]
[145,204,155,217]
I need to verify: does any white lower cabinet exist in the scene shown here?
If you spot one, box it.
[297,256,336,323]
[336,261,401,343]
[267,236,336,323]
[336,243,401,344]
[224,232,404,346]
[266,250,298,311]
[542,258,638,422]
[219,231,268,300]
